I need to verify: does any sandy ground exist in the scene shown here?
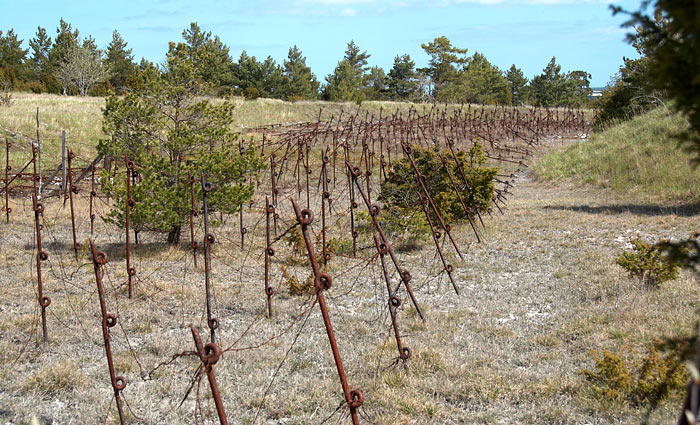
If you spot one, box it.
[0,167,698,425]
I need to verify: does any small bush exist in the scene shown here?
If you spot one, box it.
[243,87,260,100]
[22,359,87,396]
[616,237,680,287]
[376,142,496,239]
[282,266,314,296]
[581,341,688,406]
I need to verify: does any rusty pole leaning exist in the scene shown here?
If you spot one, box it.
[90,164,96,235]
[89,240,127,425]
[125,155,136,298]
[201,175,218,344]
[67,150,79,260]
[4,138,10,222]
[346,161,425,322]
[291,199,363,425]
[188,171,199,267]
[372,233,411,362]
[264,196,275,318]
[190,326,228,425]
[32,145,50,342]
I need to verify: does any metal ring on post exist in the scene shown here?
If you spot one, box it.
[266,247,275,257]
[208,318,219,330]
[114,376,127,391]
[204,342,222,365]
[206,234,215,244]
[265,286,275,296]
[202,181,213,192]
[95,251,108,265]
[401,270,412,283]
[370,205,381,217]
[105,313,118,327]
[316,272,332,291]
[38,251,48,261]
[401,347,412,360]
[300,209,314,225]
[40,296,51,307]
[349,389,364,408]
[128,267,136,277]
[389,296,401,308]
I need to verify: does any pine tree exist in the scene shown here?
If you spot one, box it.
[506,65,529,106]
[105,30,136,93]
[49,18,80,95]
[282,45,319,100]
[169,22,234,89]
[419,36,468,98]
[100,48,263,244]
[28,27,52,76]
[530,57,566,107]
[324,40,371,101]
[387,54,420,101]
[0,29,29,84]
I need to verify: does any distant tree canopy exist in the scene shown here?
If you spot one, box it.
[0,23,593,107]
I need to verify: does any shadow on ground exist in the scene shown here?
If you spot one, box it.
[543,202,700,217]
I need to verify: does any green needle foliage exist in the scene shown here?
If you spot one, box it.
[377,143,496,239]
[99,48,263,244]
[616,237,680,287]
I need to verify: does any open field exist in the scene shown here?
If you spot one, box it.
[0,96,696,424]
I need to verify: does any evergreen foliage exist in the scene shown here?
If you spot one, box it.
[105,30,136,93]
[419,36,468,99]
[387,54,420,101]
[506,65,529,106]
[324,40,370,102]
[377,143,496,238]
[99,48,264,244]
[282,45,319,100]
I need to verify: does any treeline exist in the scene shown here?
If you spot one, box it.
[0,20,592,107]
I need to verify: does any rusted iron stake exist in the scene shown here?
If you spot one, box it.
[321,152,329,266]
[402,142,463,260]
[190,326,228,425]
[67,150,79,260]
[188,171,198,267]
[264,196,275,318]
[4,138,10,223]
[291,199,363,425]
[346,161,425,322]
[89,240,127,425]
[90,165,96,235]
[201,175,218,344]
[32,146,49,342]
[125,155,135,298]
[372,233,411,362]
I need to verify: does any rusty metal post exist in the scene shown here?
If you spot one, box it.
[238,141,247,250]
[346,162,425,321]
[32,145,49,342]
[190,326,228,425]
[436,151,481,243]
[264,196,274,318]
[4,138,10,222]
[188,171,199,267]
[90,165,96,235]
[372,234,411,362]
[290,199,363,425]
[201,176,218,344]
[125,155,135,298]
[89,240,127,425]
[401,142,463,260]
[67,150,79,260]
[321,152,329,266]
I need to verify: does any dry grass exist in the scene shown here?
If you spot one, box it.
[0,150,697,424]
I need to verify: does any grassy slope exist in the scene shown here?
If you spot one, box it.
[0,93,427,169]
[535,106,700,203]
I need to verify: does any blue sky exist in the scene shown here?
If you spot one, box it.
[1,0,642,87]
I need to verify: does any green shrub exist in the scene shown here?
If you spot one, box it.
[243,87,260,100]
[376,142,496,239]
[581,342,688,406]
[616,237,680,287]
